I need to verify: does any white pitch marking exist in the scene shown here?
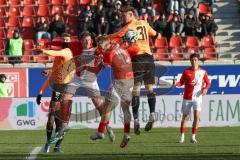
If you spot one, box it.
[26,146,42,160]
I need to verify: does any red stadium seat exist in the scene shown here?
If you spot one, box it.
[37,39,50,50]
[51,37,63,50]
[8,6,21,17]
[0,7,7,17]
[22,17,36,27]
[38,0,50,5]
[35,55,49,64]
[202,35,217,48]
[170,36,184,60]
[21,55,34,63]
[52,0,64,5]
[198,2,211,14]
[23,39,35,50]
[66,0,78,5]
[9,0,21,6]
[170,52,185,60]
[0,40,5,51]
[0,0,7,7]
[66,16,79,26]
[23,0,36,6]
[170,35,183,48]
[66,5,79,16]
[0,29,6,39]
[79,0,91,5]
[203,47,217,60]
[22,28,35,39]
[38,6,51,17]
[186,36,199,53]
[0,18,6,28]
[66,16,79,35]
[7,28,18,38]
[156,49,169,61]
[52,6,64,15]
[24,50,34,55]
[154,37,168,49]
[23,6,36,17]
[8,17,21,27]
[71,36,79,42]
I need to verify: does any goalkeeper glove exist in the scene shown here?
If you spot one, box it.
[36,94,42,105]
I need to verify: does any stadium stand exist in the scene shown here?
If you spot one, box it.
[0,0,239,65]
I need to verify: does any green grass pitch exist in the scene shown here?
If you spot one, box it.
[0,127,239,160]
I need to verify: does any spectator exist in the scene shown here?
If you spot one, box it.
[108,0,122,20]
[93,2,107,25]
[133,0,142,16]
[82,4,93,20]
[109,14,124,33]
[36,17,51,40]
[140,0,155,18]
[48,14,66,39]
[0,74,9,98]
[201,0,214,6]
[79,15,96,37]
[6,30,23,64]
[96,16,110,36]
[142,12,153,27]
[180,0,198,22]
[169,0,180,14]
[153,13,168,37]
[200,13,218,37]
[102,0,115,13]
[184,10,200,36]
[90,0,98,11]
[121,0,134,6]
[169,13,184,36]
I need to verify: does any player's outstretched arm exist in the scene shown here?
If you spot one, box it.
[41,49,66,57]
[36,78,49,105]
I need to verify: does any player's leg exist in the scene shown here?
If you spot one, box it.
[131,55,145,135]
[90,86,117,141]
[44,91,60,153]
[191,110,200,143]
[120,100,131,148]
[191,100,202,143]
[132,83,141,135]
[82,81,116,142]
[179,100,191,143]
[143,54,156,132]
[51,93,73,153]
[115,79,133,148]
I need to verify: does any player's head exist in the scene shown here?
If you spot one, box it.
[121,6,135,23]
[62,33,71,48]
[123,29,138,43]
[190,53,200,70]
[96,35,111,51]
[0,74,7,83]
[80,31,93,49]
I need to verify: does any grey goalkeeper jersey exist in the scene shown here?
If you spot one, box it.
[78,48,97,82]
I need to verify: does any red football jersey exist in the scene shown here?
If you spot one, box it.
[176,67,210,100]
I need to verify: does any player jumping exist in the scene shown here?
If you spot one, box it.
[108,6,162,134]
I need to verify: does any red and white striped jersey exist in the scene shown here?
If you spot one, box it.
[176,67,211,100]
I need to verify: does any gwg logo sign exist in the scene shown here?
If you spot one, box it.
[16,101,36,126]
